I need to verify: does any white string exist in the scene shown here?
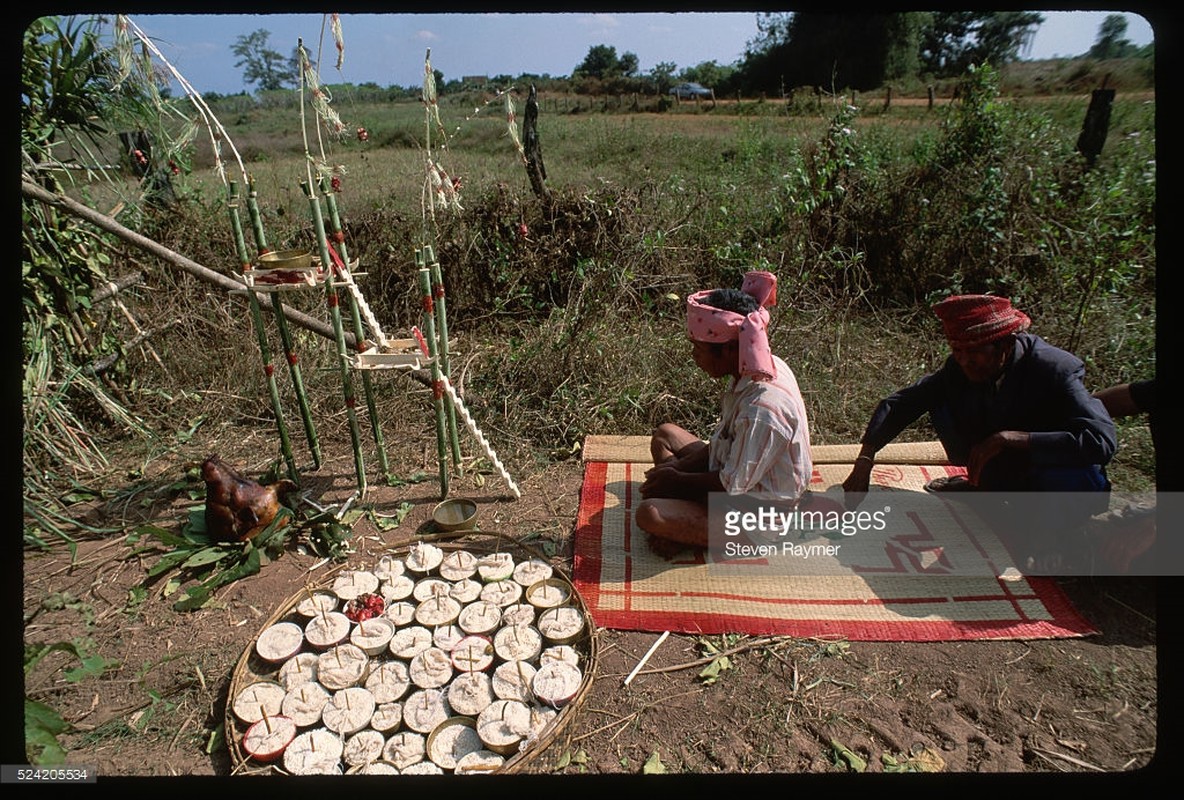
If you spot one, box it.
[332,261,389,349]
[438,376,521,499]
[123,16,246,189]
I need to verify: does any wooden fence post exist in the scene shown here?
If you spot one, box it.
[524,84,549,200]
[1077,83,1116,167]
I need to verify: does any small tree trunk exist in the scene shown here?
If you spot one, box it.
[1077,84,1115,168]
[524,85,550,201]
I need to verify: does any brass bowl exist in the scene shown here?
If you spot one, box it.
[432,498,478,532]
[256,249,312,270]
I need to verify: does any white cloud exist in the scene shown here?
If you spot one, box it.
[415,30,440,42]
[580,13,621,31]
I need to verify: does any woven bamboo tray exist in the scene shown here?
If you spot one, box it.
[226,534,598,775]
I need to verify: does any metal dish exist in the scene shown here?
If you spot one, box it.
[256,249,313,270]
[432,498,478,531]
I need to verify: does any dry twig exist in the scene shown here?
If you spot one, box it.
[1029,746,1106,772]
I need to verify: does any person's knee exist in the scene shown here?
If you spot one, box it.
[635,500,661,532]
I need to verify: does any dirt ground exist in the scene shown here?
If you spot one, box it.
[18,422,1164,784]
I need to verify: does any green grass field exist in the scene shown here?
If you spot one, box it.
[53,63,1161,493]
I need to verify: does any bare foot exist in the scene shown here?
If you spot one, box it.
[646,534,694,560]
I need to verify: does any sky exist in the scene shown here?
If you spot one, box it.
[117,10,1159,96]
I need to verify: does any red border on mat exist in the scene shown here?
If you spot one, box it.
[572,461,1099,642]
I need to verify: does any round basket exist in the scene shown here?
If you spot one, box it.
[225,535,597,776]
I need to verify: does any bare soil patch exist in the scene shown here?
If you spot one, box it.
[19,422,1162,781]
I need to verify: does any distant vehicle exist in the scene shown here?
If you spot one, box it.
[669,82,713,100]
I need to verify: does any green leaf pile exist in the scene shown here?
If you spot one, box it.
[134,505,296,611]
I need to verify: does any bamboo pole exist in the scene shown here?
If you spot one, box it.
[417,258,450,499]
[320,177,389,478]
[302,180,366,495]
[226,181,298,482]
[246,176,321,469]
[425,246,461,471]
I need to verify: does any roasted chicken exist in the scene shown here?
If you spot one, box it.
[201,455,298,542]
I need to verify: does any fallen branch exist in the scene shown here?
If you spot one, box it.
[21,177,356,349]
[624,635,784,679]
[1029,746,1106,772]
[21,177,454,445]
[93,272,145,304]
[87,319,181,375]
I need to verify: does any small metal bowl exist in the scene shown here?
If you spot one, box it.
[432,498,478,532]
[256,249,313,270]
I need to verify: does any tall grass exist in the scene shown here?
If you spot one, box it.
[69,64,1157,496]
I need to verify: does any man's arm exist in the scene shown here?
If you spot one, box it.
[1026,358,1117,467]
[843,370,943,500]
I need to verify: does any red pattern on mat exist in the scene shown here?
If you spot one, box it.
[572,461,1098,642]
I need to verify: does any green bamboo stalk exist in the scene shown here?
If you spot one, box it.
[226,181,298,482]
[418,259,450,499]
[319,177,389,478]
[426,246,462,471]
[246,175,321,469]
[302,180,366,495]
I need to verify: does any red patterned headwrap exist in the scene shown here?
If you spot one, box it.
[686,271,778,380]
[932,294,1030,348]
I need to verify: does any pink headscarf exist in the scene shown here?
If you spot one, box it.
[686,271,778,380]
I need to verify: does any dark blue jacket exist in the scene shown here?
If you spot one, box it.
[861,333,1117,480]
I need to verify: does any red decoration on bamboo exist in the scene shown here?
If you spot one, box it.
[287,353,298,365]
[264,364,275,376]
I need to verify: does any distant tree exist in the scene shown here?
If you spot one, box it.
[1087,14,1136,59]
[742,12,927,92]
[679,61,735,92]
[919,11,1042,76]
[973,12,1043,64]
[881,13,927,80]
[619,51,639,77]
[231,29,297,92]
[574,45,615,79]
[573,44,638,79]
[649,61,678,93]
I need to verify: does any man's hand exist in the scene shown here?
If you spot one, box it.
[640,463,683,499]
[967,430,1029,485]
[841,457,874,510]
